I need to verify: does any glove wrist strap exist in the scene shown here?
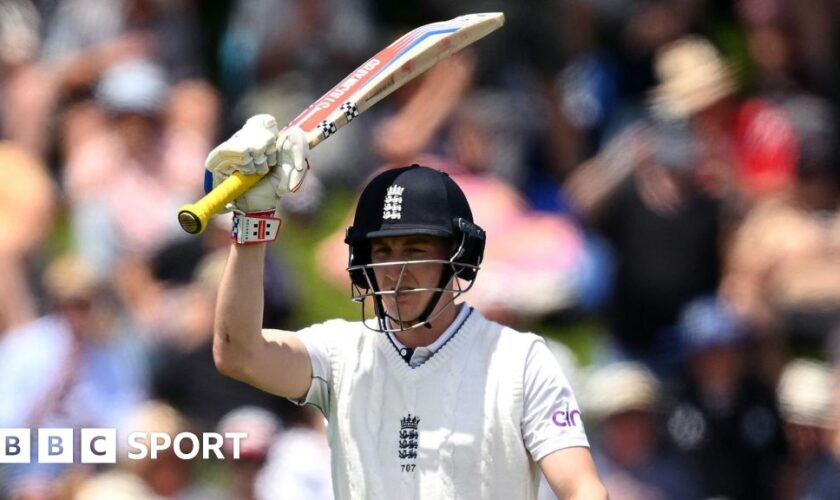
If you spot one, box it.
[232,210,282,244]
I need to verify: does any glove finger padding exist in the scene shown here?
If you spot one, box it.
[204,114,280,214]
[277,126,310,194]
[206,114,279,181]
[239,126,309,212]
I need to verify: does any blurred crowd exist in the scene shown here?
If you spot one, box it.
[1,0,839,499]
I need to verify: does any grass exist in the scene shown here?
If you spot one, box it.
[276,188,360,328]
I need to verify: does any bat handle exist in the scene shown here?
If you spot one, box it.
[178,171,264,234]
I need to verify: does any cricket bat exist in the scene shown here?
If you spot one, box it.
[178,12,505,234]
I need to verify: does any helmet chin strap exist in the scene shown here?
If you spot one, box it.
[366,272,392,333]
[413,268,454,328]
[372,267,454,332]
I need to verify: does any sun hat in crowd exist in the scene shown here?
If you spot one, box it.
[75,471,163,500]
[777,358,836,429]
[217,406,281,460]
[650,36,737,120]
[42,254,99,302]
[95,58,169,116]
[582,362,660,420]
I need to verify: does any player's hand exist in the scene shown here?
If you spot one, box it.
[205,114,309,214]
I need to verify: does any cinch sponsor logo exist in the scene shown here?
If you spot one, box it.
[552,400,582,427]
[0,428,248,464]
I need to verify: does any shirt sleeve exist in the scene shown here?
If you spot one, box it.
[289,320,342,417]
[521,339,590,462]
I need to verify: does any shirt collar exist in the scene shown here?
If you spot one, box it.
[387,303,470,354]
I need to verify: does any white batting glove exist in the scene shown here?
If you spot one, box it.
[204,114,310,243]
[206,114,310,212]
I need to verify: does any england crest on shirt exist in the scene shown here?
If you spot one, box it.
[398,413,419,460]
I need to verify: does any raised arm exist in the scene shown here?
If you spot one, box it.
[564,123,652,221]
[214,243,312,399]
[208,115,313,399]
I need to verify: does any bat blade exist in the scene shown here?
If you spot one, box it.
[289,12,505,148]
[178,12,504,235]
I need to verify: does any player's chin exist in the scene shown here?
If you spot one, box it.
[384,293,426,323]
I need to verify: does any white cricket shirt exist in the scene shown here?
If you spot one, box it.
[294,305,589,500]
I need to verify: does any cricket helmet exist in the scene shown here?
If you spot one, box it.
[345,165,485,331]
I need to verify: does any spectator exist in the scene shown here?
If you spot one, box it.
[217,407,281,500]
[566,121,724,371]
[40,0,204,87]
[565,35,801,371]
[759,0,840,101]
[564,38,733,368]
[540,0,688,188]
[775,359,840,499]
[255,407,332,500]
[663,295,785,499]
[0,0,55,155]
[0,142,54,333]
[582,362,702,499]
[63,58,209,276]
[77,401,227,500]
[721,95,840,360]
[721,96,840,380]
[152,249,301,429]
[0,254,147,498]
[75,469,164,500]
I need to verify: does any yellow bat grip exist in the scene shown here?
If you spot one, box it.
[178,171,265,234]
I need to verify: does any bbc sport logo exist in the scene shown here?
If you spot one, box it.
[1,428,248,464]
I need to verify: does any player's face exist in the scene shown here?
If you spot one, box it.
[370,235,452,324]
